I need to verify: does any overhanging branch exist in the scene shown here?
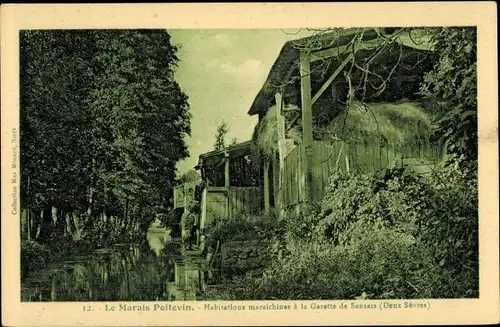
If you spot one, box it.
[311,53,354,105]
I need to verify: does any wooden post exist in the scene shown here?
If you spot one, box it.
[300,50,314,202]
[263,160,270,214]
[275,92,284,214]
[183,184,187,208]
[276,92,285,141]
[224,153,230,188]
[224,153,230,218]
[200,188,207,229]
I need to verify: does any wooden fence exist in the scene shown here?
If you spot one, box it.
[228,187,262,218]
[281,140,441,207]
[202,186,262,228]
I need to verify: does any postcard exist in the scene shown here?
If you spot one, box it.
[1,2,499,326]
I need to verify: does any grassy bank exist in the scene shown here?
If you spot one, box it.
[202,157,478,300]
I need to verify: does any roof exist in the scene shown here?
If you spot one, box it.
[247,28,433,117]
[196,140,253,169]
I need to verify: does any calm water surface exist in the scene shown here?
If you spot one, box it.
[21,221,206,301]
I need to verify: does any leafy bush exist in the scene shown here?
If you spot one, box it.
[21,240,52,279]
[412,156,478,297]
[206,227,422,300]
[205,156,478,300]
[316,166,430,244]
[159,210,182,238]
[285,202,322,242]
[204,213,286,252]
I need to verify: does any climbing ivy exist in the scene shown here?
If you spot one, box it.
[420,27,477,162]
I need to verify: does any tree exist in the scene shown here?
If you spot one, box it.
[230,137,238,146]
[89,30,191,217]
[20,30,97,241]
[213,120,230,151]
[20,29,191,245]
[419,27,477,163]
[179,170,201,183]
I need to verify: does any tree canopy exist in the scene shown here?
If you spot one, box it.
[20,29,191,243]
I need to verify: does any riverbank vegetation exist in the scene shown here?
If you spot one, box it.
[203,156,478,300]
[20,30,190,278]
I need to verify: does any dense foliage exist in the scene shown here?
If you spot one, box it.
[203,157,478,300]
[419,27,477,162]
[203,214,286,252]
[20,30,190,274]
[179,170,201,183]
[201,213,286,285]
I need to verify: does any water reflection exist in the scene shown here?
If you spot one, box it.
[21,224,206,302]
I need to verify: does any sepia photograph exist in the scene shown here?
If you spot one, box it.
[20,26,479,301]
[2,3,498,326]
[19,27,480,302]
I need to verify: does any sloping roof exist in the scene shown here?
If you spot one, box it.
[247,28,433,117]
[199,140,252,159]
[196,140,253,169]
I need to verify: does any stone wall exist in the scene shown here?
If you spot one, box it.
[220,240,271,277]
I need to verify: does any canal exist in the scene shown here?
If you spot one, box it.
[21,220,209,301]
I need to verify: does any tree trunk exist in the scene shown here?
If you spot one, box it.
[37,205,53,242]
[87,188,94,223]
[50,278,57,301]
[35,210,42,240]
[21,208,28,240]
[129,205,141,237]
[122,197,129,235]
[102,211,110,242]
[71,212,81,241]
[65,212,73,236]
[109,215,115,234]
[51,206,58,226]
[55,208,66,237]
[30,209,40,240]
[53,207,65,236]
[27,208,32,241]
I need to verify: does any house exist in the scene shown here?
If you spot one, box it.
[175,28,444,235]
[248,28,443,216]
[195,140,263,235]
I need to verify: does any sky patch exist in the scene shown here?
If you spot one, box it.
[170,29,313,174]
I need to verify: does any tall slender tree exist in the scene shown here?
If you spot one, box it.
[213,120,229,151]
